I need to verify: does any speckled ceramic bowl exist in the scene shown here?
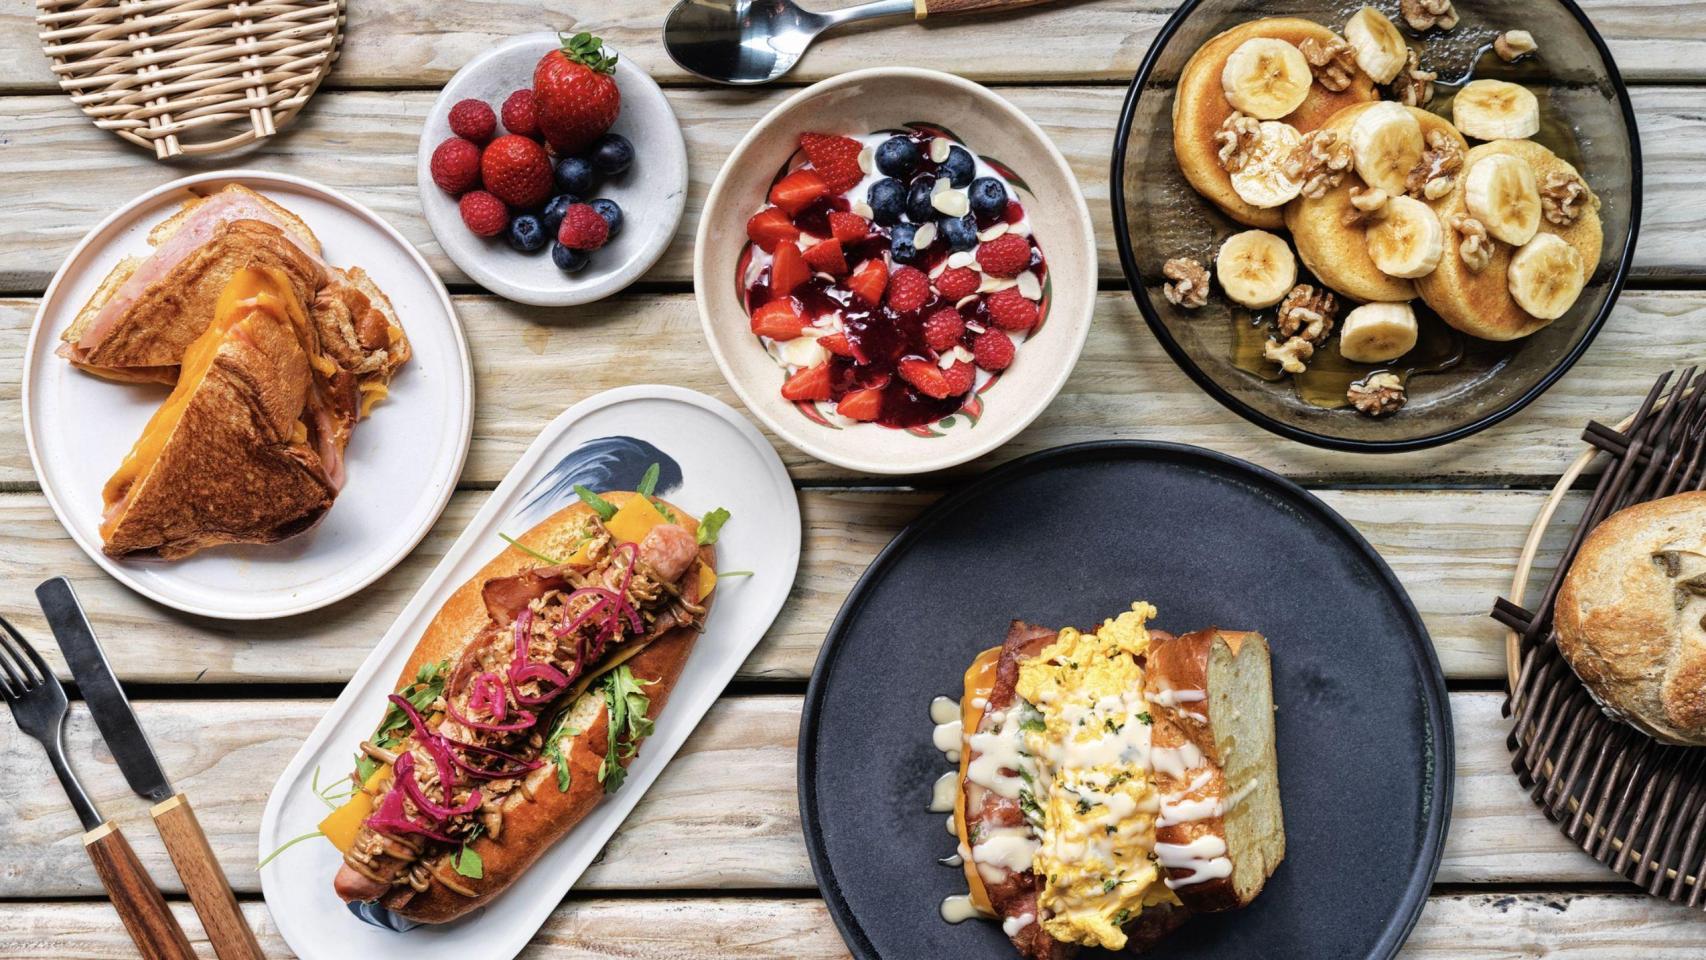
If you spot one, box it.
[695,68,1097,476]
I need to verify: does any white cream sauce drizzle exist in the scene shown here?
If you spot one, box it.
[1002,912,1036,937]
[965,708,1035,800]
[930,696,963,763]
[1156,835,1233,889]
[940,894,981,924]
[930,771,959,813]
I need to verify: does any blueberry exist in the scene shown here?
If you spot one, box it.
[874,136,921,178]
[506,214,547,253]
[868,177,906,225]
[554,156,594,196]
[939,213,978,252]
[540,194,577,233]
[905,175,938,224]
[939,145,976,188]
[889,222,920,264]
[589,134,633,176]
[968,176,1008,220]
[589,198,623,238]
[552,241,590,273]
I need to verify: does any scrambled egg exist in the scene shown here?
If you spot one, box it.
[1014,602,1178,950]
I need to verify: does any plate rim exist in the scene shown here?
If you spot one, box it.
[20,169,475,620]
[796,439,1455,959]
[1106,0,1644,453]
[414,32,689,307]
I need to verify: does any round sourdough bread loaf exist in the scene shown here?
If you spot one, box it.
[1555,492,1706,746]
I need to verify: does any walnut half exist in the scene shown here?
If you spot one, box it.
[1162,257,1210,309]
[1264,336,1315,374]
[1298,35,1358,93]
[1494,30,1538,62]
[1215,112,1262,173]
[1348,372,1407,416]
[1393,48,1436,108]
[1401,0,1459,31]
[1284,129,1354,200]
[1277,284,1339,344]
[1342,186,1390,228]
[1541,170,1599,226]
[1406,129,1464,201]
[1450,214,1492,272]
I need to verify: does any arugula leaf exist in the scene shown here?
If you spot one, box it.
[696,507,731,545]
[636,463,660,497]
[498,532,563,566]
[597,666,657,793]
[541,708,582,793]
[452,843,484,879]
[355,754,379,784]
[358,658,449,779]
[650,499,677,522]
[574,485,619,521]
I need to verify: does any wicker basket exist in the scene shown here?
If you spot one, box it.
[1494,367,1706,908]
[35,0,346,159]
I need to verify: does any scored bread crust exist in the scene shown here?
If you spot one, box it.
[377,493,714,923]
[1554,492,1706,746]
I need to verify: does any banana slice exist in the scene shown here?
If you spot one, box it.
[1216,230,1298,308]
[1339,302,1419,362]
[1230,121,1305,208]
[1344,6,1407,84]
[1507,233,1586,320]
[1452,79,1540,141]
[1365,196,1445,279]
[1464,153,1541,246]
[1349,102,1424,196]
[1222,38,1312,120]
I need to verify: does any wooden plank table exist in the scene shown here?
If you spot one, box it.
[2,1,1704,955]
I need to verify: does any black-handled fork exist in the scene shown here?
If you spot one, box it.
[0,616,196,960]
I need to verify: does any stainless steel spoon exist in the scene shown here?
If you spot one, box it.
[663,0,1051,85]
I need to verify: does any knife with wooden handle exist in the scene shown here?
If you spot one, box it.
[84,821,199,960]
[37,577,264,960]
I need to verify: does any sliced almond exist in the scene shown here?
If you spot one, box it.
[1016,270,1042,300]
[912,222,938,249]
[933,188,971,218]
[858,145,875,175]
[929,137,951,163]
[851,199,874,220]
[977,222,1009,242]
[979,274,1018,294]
[965,319,986,332]
[929,261,948,279]
[1006,220,1031,238]
[947,251,977,269]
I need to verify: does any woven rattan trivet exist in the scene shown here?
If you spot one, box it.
[1494,367,1706,908]
[35,0,346,159]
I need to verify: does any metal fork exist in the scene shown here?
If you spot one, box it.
[0,616,195,960]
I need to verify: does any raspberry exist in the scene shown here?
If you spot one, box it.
[429,137,481,194]
[985,287,1039,331]
[501,89,539,137]
[976,234,1032,278]
[942,360,975,396]
[973,329,1016,371]
[458,191,509,238]
[922,308,965,351]
[480,134,553,208]
[934,266,979,300]
[886,266,930,314]
[557,203,610,250]
[448,99,496,144]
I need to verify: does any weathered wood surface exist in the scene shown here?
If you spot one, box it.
[4,0,1705,93]
[0,693,1636,898]
[0,85,1698,292]
[0,485,1573,685]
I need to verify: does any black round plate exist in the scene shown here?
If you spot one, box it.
[799,441,1452,959]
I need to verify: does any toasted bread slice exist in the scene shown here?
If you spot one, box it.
[1144,628,1285,912]
[147,184,320,254]
[310,266,412,418]
[100,268,339,559]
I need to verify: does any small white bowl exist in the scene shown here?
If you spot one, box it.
[694,67,1097,476]
[418,32,687,306]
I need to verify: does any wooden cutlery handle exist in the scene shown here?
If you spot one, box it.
[916,0,1053,18]
[82,821,197,960]
[152,793,264,960]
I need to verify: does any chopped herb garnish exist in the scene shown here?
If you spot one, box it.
[696,507,731,545]
[1105,825,1117,835]
[1114,908,1132,926]
[258,829,324,869]
[499,532,563,565]
[1103,877,1119,893]
[716,570,755,578]
[311,765,355,809]
[574,485,618,520]
[1076,796,1093,815]
[1104,717,1124,734]
[597,665,656,793]
[1136,711,1153,726]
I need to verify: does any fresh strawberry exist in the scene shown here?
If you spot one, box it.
[534,32,621,155]
[480,134,553,208]
[751,298,806,340]
[828,211,871,244]
[846,260,888,306]
[501,89,539,137]
[837,386,885,421]
[985,287,1039,331]
[973,329,1016,371]
[922,308,966,351]
[746,207,800,253]
[976,234,1032,278]
[557,203,610,250]
[898,357,953,399]
[803,238,848,275]
[770,242,810,295]
[818,331,856,357]
[448,99,496,144]
[458,191,509,237]
[942,360,976,396]
[886,266,930,313]
[799,132,864,193]
[781,362,834,401]
[769,168,829,216]
[934,266,979,300]
[429,137,481,194]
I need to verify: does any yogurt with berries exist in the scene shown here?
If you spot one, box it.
[739,127,1047,429]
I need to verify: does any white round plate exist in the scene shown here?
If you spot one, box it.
[417,33,687,306]
[23,171,473,620]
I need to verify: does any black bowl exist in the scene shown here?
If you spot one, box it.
[1111,0,1641,452]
